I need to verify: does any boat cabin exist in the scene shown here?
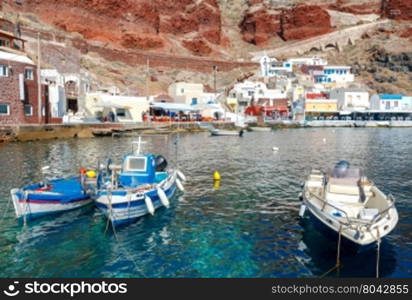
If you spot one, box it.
[119,154,156,187]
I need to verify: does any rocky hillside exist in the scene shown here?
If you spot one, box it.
[0,0,411,94]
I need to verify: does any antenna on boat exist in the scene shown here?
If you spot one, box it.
[132,136,146,155]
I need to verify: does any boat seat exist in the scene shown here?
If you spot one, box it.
[307,180,323,188]
[358,208,379,221]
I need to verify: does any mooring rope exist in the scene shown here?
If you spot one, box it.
[320,225,343,278]
[376,228,381,278]
[0,197,12,226]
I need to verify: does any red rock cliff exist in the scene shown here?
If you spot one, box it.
[2,0,222,53]
[240,3,333,45]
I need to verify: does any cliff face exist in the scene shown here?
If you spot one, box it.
[382,0,412,20]
[2,0,223,54]
[2,0,411,53]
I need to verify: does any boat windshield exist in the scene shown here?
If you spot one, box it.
[125,157,147,172]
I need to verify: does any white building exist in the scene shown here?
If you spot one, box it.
[287,57,328,66]
[330,88,370,111]
[260,56,293,77]
[313,66,354,85]
[84,92,150,123]
[260,55,327,77]
[41,69,66,118]
[229,80,287,109]
[369,94,404,111]
[168,82,204,105]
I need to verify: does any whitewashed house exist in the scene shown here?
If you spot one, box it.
[330,88,369,111]
[41,69,66,118]
[370,94,404,111]
[313,66,354,85]
[168,82,204,105]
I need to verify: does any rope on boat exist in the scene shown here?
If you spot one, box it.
[320,225,343,278]
[376,228,381,278]
[0,197,12,226]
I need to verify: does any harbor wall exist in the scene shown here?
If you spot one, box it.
[1,120,412,144]
[0,122,236,143]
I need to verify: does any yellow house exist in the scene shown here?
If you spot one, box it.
[84,92,150,123]
[226,97,238,112]
[305,99,338,112]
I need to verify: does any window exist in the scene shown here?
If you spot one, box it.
[180,88,185,94]
[0,65,9,77]
[0,39,10,47]
[116,108,126,117]
[191,98,198,105]
[394,101,398,107]
[127,157,147,172]
[0,103,10,115]
[24,68,34,80]
[24,104,33,116]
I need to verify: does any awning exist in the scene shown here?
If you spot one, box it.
[150,102,199,112]
[94,102,131,109]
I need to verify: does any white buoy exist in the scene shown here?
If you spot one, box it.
[177,170,187,182]
[323,138,326,143]
[272,147,279,151]
[299,204,306,217]
[157,188,170,208]
[176,178,185,192]
[145,195,155,215]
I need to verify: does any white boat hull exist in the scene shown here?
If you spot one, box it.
[10,189,93,219]
[95,171,178,226]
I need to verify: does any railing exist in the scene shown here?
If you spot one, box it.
[305,186,395,229]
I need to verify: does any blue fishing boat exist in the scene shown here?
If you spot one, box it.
[95,137,186,226]
[10,175,95,220]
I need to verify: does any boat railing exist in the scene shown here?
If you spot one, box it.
[306,189,352,226]
[306,189,395,228]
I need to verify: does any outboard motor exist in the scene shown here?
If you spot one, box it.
[333,160,350,178]
[239,129,244,137]
[155,155,168,172]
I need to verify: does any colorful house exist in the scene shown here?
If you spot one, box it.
[305,99,338,112]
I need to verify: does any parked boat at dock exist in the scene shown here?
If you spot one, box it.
[10,175,95,220]
[248,126,271,132]
[209,129,244,136]
[95,138,186,226]
[300,160,398,249]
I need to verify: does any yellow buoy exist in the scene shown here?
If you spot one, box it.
[86,170,97,178]
[213,170,221,181]
[213,180,220,190]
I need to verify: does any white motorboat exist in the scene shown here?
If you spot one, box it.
[300,161,398,247]
[249,127,272,132]
[209,129,243,137]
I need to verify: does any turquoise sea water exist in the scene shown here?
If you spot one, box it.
[0,128,411,277]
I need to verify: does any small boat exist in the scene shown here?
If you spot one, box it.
[300,160,398,248]
[249,126,271,132]
[95,137,186,226]
[209,129,244,137]
[10,175,95,220]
